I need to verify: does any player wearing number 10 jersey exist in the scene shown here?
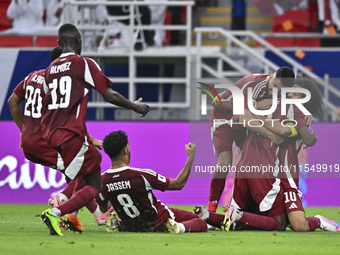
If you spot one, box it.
[97,131,207,233]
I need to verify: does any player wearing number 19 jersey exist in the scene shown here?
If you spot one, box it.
[40,24,149,236]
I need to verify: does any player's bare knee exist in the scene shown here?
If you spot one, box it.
[274,215,287,231]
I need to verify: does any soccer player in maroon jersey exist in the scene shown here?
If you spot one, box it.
[270,78,339,232]
[7,47,110,233]
[207,67,295,213]
[97,130,207,233]
[40,24,149,236]
[197,78,340,232]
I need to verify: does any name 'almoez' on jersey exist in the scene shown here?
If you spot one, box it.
[50,62,71,74]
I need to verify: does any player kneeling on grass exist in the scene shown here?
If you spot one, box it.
[96,130,207,233]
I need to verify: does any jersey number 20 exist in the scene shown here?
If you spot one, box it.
[24,85,42,118]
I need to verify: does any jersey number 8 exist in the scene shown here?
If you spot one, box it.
[117,194,140,219]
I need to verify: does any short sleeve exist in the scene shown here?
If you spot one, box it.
[139,169,170,192]
[84,57,112,95]
[13,77,28,100]
[286,104,307,130]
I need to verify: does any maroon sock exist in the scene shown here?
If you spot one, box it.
[182,218,207,232]
[208,178,226,212]
[86,200,98,214]
[206,211,225,228]
[306,217,320,231]
[58,185,98,215]
[61,178,76,198]
[239,212,280,231]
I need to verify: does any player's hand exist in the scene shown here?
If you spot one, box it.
[270,133,284,145]
[134,97,149,117]
[303,129,316,149]
[304,115,312,126]
[185,142,197,157]
[89,135,103,150]
[215,91,226,101]
[256,99,279,110]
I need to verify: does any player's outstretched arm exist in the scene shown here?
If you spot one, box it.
[7,92,24,131]
[167,143,197,190]
[102,88,150,117]
[239,109,284,145]
[299,127,317,148]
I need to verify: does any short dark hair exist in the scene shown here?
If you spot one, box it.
[103,130,128,160]
[50,46,62,62]
[276,66,295,87]
[58,23,80,47]
[294,77,324,117]
[58,23,79,37]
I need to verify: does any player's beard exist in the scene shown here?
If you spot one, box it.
[127,149,131,164]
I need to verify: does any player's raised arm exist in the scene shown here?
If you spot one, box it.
[102,88,149,117]
[167,143,197,190]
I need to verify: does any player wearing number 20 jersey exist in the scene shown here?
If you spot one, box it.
[12,69,63,169]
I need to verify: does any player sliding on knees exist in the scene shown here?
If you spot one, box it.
[96,130,208,233]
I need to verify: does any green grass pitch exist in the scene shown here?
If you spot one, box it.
[0,204,339,255]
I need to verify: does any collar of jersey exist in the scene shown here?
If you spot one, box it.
[105,166,130,173]
[60,52,76,57]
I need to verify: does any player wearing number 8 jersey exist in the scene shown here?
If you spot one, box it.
[39,23,149,236]
[97,131,207,233]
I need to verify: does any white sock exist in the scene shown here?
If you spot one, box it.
[202,210,210,221]
[178,223,185,233]
[235,209,243,222]
[51,208,61,218]
[59,193,68,203]
[92,205,103,218]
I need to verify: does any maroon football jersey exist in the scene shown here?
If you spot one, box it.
[210,74,268,125]
[41,53,112,146]
[276,104,307,190]
[13,69,51,154]
[99,166,171,232]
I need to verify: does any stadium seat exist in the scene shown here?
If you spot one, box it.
[268,10,320,47]
[0,36,33,47]
[272,10,310,33]
[296,38,320,47]
[164,10,172,46]
[0,0,11,31]
[265,37,295,48]
[35,36,59,47]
